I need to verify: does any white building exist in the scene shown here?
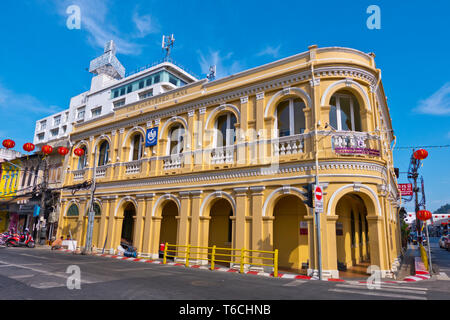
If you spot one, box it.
[33,40,197,147]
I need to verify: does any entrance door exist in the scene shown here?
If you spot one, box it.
[121,203,135,245]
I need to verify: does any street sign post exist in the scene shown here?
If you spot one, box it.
[314,185,323,213]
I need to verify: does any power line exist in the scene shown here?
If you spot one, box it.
[395,145,450,150]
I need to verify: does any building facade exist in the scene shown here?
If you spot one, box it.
[56,45,402,279]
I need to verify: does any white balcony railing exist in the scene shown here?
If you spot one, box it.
[332,131,380,156]
[162,154,184,170]
[73,169,85,180]
[95,165,107,178]
[272,134,305,156]
[211,145,236,164]
[125,160,142,174]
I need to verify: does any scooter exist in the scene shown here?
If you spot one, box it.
[6,232,35,248]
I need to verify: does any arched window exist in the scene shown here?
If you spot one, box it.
[215,113,237,147]
[130,134,144,161]
[77,145,88,170]
[329,93,361,131]
[97,140,110,166]
[94,203,101,216]
[275,98,306,137]
[67,204,79,216]
[168,124,185,155]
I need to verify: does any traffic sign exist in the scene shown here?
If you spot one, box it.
[314,185,324,213]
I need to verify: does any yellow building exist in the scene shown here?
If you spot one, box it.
[57,45,402,279]
[0,160,20,232]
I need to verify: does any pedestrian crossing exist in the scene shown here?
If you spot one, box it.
[328,281,428,300]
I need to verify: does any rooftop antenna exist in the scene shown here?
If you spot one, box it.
[206,65,216,81]
[162,34,175,61]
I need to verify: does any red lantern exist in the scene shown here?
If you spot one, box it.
[417,210,432,221]
[413,149,428,160]
[2,139,15,149]
[41,145,53,155]
[57,146,69,156]
[23,142,35,153]
[74,148,85,157]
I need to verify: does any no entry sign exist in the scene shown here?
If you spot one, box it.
[315,185,324,213]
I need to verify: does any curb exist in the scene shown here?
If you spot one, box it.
[403,257,431,282]
[53,248,420,285]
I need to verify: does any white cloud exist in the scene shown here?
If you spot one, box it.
[0,83,62,115]
[415,82,450,115]
[256,45,281,58]
[198,50,244,79]
[55,0,156,55]
[132,12,157,38]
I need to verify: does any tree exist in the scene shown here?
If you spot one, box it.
[434,203,450,214]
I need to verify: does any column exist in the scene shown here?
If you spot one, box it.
[194,108,206,170]
[304,214,316,276]
[367,215,388,274]
[176,191,191,262]
[189,191,204,264]
[97,196,112,251]
[141,193,155,257]
[186,110,196,170]
[76,197,87,247]
[133,194,147,254]
[233,187,249,267]
[324,215,339,279]
[105,196,119,253]
[250,186,265,265]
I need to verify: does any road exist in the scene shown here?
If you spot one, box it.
[0,244,449,301]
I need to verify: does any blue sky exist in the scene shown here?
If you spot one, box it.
[0,0,449,212]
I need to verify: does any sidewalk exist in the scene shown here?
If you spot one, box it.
[396,245,419,280]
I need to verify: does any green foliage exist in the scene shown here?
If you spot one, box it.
[434,203,450,214]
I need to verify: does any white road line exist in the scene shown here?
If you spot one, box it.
[9,274,35,279]
[19,253,50,260]
[335,284,427,295]
[283,280,307,287]
[329,288,427,300]
[340,283,429,291]
[0,259,94,284]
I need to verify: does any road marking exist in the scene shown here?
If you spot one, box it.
[329,288,427,300]
[342,282,428,291]
[9,274,35,279]
[283,280,307,287]
[335,284,427,295]
[31,282,66,289]
[19,253,50,260]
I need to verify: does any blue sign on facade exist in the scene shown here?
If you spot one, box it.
[145,127,158,147]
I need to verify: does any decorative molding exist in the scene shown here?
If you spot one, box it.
[309,78,320,87]
[256,92,265,100]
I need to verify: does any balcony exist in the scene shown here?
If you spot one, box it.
[272,134,305,156]
[95,165,108,178]
[331,131,380,156]
[211,145,236,164]
[125,160,142,174]
[162,154,184,170]
[73,169,85,181]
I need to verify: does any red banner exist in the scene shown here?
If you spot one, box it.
[398,183,413,196]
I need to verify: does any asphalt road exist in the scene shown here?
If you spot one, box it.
[0,245,449,301]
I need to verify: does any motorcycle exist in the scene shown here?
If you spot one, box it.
[0,232,10,247]
[6,232,35,248]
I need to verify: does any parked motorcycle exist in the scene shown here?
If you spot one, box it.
[6,232,35,248]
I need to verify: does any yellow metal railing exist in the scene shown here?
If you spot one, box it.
[162,242,278,277]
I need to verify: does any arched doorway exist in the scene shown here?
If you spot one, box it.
[121,203,136,246]
[273,195,308,273]
[335,194,370,276]
[159,200,178,247]
[208,198,233,265]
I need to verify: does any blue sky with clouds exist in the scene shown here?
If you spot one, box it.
[0,0,449,211]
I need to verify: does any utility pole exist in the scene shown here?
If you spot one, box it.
[37,156,48,244]
[82,146,97,254]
